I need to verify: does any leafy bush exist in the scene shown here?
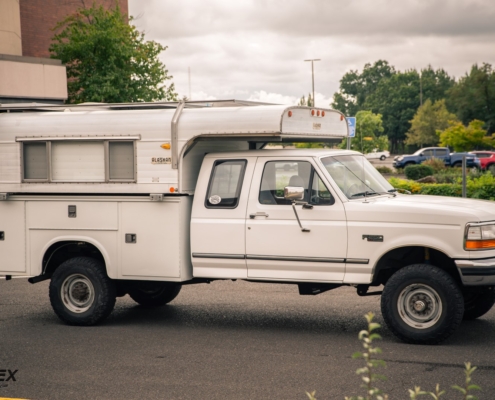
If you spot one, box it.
[388,172,495,200]
[375,166,393,174]
[422,157,447,172]
[307,313,481,400]
[404,164,435,180]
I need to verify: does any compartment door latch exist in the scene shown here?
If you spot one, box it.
[125,234,137,244]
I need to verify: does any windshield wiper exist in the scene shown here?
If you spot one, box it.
[351,191,380,198]
[351,190,397,198]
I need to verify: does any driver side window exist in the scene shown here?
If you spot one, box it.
[258,161,334,206]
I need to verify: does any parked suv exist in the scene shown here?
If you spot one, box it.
[394,147,480,169]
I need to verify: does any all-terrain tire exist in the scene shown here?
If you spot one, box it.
[463,286,495,320]
[49,257,116,326]
[381,264,464,345]
[128,281,181,308]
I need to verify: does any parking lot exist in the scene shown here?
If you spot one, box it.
[1,278,494,399]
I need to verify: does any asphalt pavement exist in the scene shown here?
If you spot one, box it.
[1,278,494,400]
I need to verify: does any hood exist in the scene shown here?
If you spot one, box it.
[344,194,495,225]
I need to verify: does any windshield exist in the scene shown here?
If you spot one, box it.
[412,149,424,155]
[321,155,394,199]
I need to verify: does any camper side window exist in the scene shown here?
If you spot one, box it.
[23,142,48,181]
[22,140,135,183]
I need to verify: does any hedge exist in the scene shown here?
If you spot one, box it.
[388,173,495,200]
[404,164,434,180]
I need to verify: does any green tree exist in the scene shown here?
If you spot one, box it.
[332,62,454,153]
[447,63,495,133]
[438,119,494,151]
[419,65,455,104]
[50,4,177,103]
[298,93,313,107]
[405,99,458,147]
[340,110,385,153]
[331,60,395,116]
[365,70,420,153]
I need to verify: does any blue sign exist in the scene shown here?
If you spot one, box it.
[346,117,356,138]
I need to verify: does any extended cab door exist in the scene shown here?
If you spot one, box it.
[245,158,347,282]
[191,156,256,279]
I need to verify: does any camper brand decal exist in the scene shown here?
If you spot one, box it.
[313,122,321,130]
[151,157,171,164]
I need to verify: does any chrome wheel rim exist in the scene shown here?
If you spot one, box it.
[397,284,442,329]
[61,274,95,313]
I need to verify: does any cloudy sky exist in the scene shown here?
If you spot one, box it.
[129,0,495,107]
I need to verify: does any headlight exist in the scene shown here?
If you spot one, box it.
[465,222,495,250]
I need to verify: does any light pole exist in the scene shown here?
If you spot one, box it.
[304,59,320,107]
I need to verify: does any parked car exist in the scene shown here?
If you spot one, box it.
[365,149,390,161]
[393,147,481,169]
[469,151,495,172]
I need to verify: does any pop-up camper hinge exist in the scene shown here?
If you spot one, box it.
[150,194,164,201]
[0,193,9,201]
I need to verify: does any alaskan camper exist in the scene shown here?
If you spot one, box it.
[1,100,494,344]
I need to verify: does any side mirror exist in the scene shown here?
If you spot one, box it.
[284,186,304,201]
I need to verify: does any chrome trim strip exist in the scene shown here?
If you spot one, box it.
[346,258,370,265]
[192,253,246,260]
[246,255,345,263]
[192,253,370,264]
[455,258,495,268]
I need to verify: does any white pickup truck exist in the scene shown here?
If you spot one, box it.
[0,101,494,345]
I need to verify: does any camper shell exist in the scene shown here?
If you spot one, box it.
[0,100,347,195]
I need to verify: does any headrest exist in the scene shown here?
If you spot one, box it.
[288,175,305,188]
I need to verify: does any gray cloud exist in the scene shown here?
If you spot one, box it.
[129,0,495,105]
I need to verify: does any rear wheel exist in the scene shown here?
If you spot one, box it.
[380,155,386,161]
[49,257,116,326]
[128,281,181,308]
[463,287,495,320]
[381,264,464,344]
[452,161,462,168]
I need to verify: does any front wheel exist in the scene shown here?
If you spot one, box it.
[381,264,464,344]
[49,257,116,326]
[463,287,495,320]
[380,155,386,161]
[128,281,182,307]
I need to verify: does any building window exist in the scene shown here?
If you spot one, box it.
[21,140,135,183]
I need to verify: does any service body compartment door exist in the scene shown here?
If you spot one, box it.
[246,158,347,282]
[121,198,190,280]
[191,156,256,279]
[0,200,26,273]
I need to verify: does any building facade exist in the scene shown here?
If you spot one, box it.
[0,0,128,104]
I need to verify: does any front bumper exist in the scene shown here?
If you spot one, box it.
[455,258,495,285]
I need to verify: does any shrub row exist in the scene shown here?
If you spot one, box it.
[404,164,434,180]
[389,173,495,200]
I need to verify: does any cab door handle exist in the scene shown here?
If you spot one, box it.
[249,212,269,219]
